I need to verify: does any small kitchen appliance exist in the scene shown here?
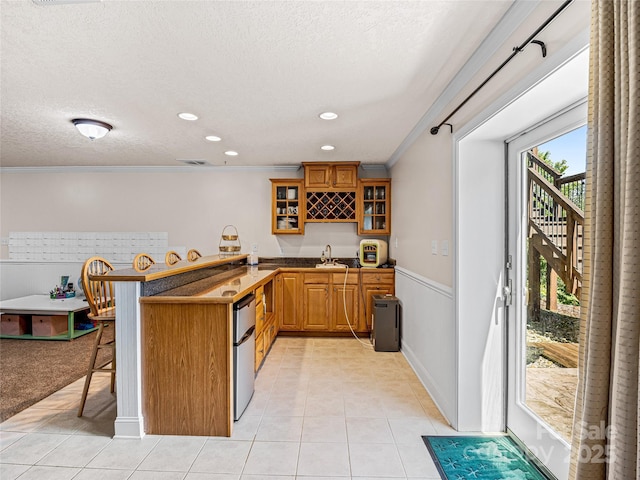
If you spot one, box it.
[359,239,388,267]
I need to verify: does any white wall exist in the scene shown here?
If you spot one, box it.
[0,167,373,262]
[390,132,453,287]
[388,3,589,433]
[455,138,506,432]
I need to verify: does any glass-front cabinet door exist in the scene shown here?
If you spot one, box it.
[271,179,304,234]
[358,179,391,235]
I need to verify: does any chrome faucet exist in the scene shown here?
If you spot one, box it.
[325,244,332,264]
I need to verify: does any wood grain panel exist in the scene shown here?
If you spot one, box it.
[303,284,330,330]
[142,303,232,436]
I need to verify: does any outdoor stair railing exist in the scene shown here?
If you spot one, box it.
[527,151,585,297]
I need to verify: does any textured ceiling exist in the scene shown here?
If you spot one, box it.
[0,0,514,168]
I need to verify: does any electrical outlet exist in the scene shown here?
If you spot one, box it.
[251,243,258,253]
[431,240,438,255]
[0,237,8,246]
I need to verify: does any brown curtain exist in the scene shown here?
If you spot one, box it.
[569,0,639,479]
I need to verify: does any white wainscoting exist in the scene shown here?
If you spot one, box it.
[395,266,456,427]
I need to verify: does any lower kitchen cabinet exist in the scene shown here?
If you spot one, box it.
[331,283,360,332]
[255,331,266,371]
[276,272,302,331]
[274,268,394,334]
[255,278,277,371]
[360,269,395,330]
[303,275,331,331]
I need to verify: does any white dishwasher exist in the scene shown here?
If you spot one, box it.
[233,293,256,420]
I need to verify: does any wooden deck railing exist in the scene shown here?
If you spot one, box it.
[527,152,585,296]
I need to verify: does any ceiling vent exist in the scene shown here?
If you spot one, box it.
[177,159,211,166]
[32,0,101,5]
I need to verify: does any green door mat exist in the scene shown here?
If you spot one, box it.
[422,435,555,479]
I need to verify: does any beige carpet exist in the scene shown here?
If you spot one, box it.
[0,325,114,422]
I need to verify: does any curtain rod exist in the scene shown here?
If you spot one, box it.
[430,0,574,135]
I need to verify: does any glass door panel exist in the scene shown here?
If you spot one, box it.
[506,106,586,479]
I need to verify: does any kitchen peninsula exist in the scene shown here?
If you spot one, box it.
[103,253,393,438]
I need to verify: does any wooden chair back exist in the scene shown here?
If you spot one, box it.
[187,249,202,262]
[165,250,182,266]
[81,256,116,320]
[133,253,155,272]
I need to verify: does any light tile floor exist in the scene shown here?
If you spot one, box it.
[1,337,457,479]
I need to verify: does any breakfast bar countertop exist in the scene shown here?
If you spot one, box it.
[139,266,277,304]
[95,253,249,282]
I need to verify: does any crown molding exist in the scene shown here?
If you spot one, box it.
[0,165,301,174]
[386,0,542,169]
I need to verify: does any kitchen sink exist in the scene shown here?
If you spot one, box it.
[315,263,347,268]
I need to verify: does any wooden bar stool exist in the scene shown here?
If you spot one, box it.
[187,248,202,262]
[165,250,182,266]
[133,252,155,272]
[78,256,116,417]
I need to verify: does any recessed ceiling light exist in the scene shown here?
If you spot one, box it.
[178,112,198,121]
[319,112,338,120]
[205,135,221,142]
[321,145,335,151]
[224,151,238,156]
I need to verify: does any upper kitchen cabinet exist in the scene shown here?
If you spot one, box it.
[271,179,305,235]
[303,162,359,190]
[303,161,359,223]
[358,179,391,235]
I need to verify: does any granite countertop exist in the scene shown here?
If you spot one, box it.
[141,257,395,304]
[256,257,395,269]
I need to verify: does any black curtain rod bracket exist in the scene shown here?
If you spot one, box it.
[430,123,453,135]
[430,0,572,135]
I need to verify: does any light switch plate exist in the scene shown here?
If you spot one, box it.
[441,240,449,256]
[431,240,438,255]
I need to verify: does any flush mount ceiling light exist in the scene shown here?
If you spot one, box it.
[72,118,112,140]
[319,112,338,120]
[205,135,222,142]
[321,145,335,151]
[178,112,198,121]
[224,151,238,156]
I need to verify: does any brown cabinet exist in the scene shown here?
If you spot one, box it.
[276,272,302,330]
[303,282,331,331]
[358,179,391,235]
[271,179,304,235]
[360,269,395,330]
[300,271,361,332]
[331,282,360,332]
[273,269,393,334]
[256,278,277,371]
[303,162,359,189]
[271,163,391,233]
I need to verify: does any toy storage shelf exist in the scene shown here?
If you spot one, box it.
[0,295,95,341]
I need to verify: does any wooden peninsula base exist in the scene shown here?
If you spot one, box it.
[141,302,232,436]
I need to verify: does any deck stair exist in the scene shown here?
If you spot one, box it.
[527,151,585,298]
[529,341,579,368]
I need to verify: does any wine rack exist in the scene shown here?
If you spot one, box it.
[306,191,356,221]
